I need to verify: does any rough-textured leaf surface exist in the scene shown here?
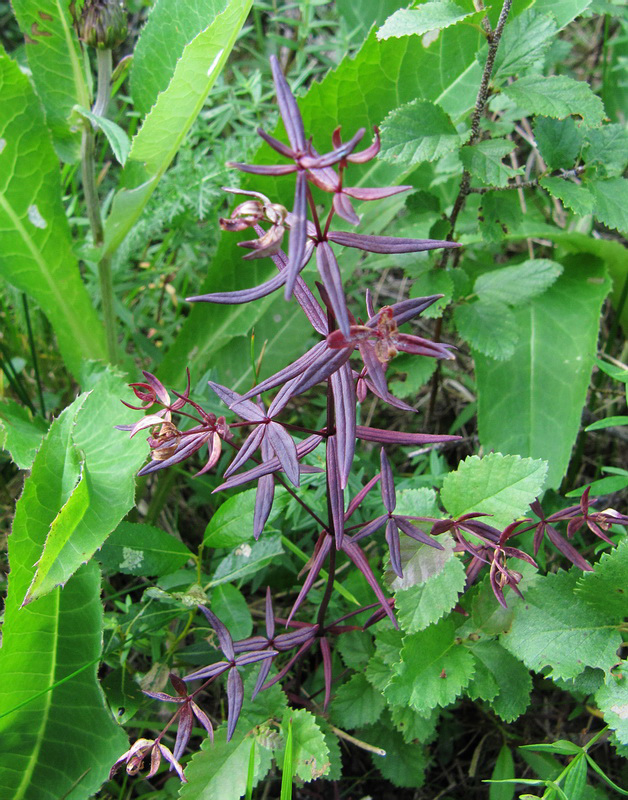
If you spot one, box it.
[130,0,229,114]
[475,260,563,306]
[280,708,330,782]
[534,116,583,170]
[467,640,532,722]
[475,258,611,489]
[492,9,558,80]
[389,705,439,745]
[0,398,127,800]
[360,719,428,788]
[387,534,456,592]
[24,369,148,602]
[501,570,622,681]
[385,618,476,712]
[589,177,628,234]
[504,75,606,126]
[377,2,479,40]
[97,522,194,577]
[584,123,628,176]
[380,99,462,166]
[395,553,466,633]
[441,453,547,530]
[409,269,453,318]
[595,667,628,745]
[0,50,107,377]
[10,1,88,161]
[460,139,519,188]
[390,353,437,399]
[540,177,594,216]
[575,539,628,623]
[0,399,47,470]
[330,673,386,728]
[103,0,253,258]
[454,300,520,360]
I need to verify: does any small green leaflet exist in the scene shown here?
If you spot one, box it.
[279,708,330,783]
[0,399,47,470]
[474,259,563,306]
[359,718,428,788]
[501,570,622,681]
[409,269,453,318]
[466,640,532,722]
[330,673,386,728]
[74,106,131,165]
[204,488,287,547]
[460,139,520,188]
[589,177,628,234]
[390,705,439,745]
[379,99,462,166]
[211,584,253,641]
[395,552,466,633]
[540,178,594,217]
[575,538,628,622]
[583,124,628,177]
[492,9,558,81]
[207,534,284,586]
[377,2,480,40]
[441,452,547,529]
[503,75,606,127]
[595,666,628,746]
[454,301,520,360]
[534,116,583,171]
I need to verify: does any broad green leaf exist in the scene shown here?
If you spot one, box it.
[360,719,428,788]
[385,618,476,712]
[279,708,330,782]
[467,640,532,722]
[503,75,606,127]
[475,258,611,488]
[584,124,628,176]
[460,139,519,188]
[492,9,558,81]
[337,631,375,671]
[0,49,108,377]
[390,353,437,399]
[337,0,407,34]
[10,1,89,161]
[595,667,628,745]
[0,398,127,800]
[534,116,583,170]
[479,190,523,242]
[441,452,548,529]
[0,399,47,469]
[490,745,516,800]
[409,268,454,318]
[97,521,194,577]
[394,487,439,518]
[475,259,563,306]
[377,2,480,40]
[387,533,456,592]
[540,177,594,216]
[208,534,284,586]
[379,99,463,166]
[389,705,439,744]
[74,106,131,165]
[24,369,148,603]
[501,570,622,680]
[454,300,520,360]
[204,488,288,547]
[211,584,253,641]
[575,538,628,623]
[589,177,628,234]
[330,673,386,728]
[103,0,253,258]
[395,550,466,633]
[130,0,229,114]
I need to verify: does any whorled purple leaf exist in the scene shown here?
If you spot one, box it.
[327,231,461,254]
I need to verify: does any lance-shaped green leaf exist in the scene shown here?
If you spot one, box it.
[475,257,611,489]
[0,49,108,377]
[441,453,548,529]
[0,399,48,470]
[377,2,481,40]
[503,75,606,127]
[23,368,148,603]
[0,397,127,800]
[380,99,463,166]
[10,0,89,162]
[103,0,253,258]
[74,105,131,165]
[501,570,622,681]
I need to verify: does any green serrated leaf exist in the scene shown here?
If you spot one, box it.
[475,260,563,306]
[501,570,622,681]
[385,618,476,712]
[575,538,628,623]
[475,257,611,489]
[377,2,480,40]
[97,521,193,577]
[460,139,519,188]
[389,353,437,399]
[330,673,386,728]
[540,177,594,216]
[584,124,628,177]
[394,488,439,519]
[0,397,127,800]
[479,190,523,242]
[211,584,253,641]
[389,705,439,744]
[589,177,628,234]
[360,718,428,788]
[10,2,89,161]
[337,631,375,671]
[387,533,456,592]
[0,400,47,470]
[467,640,532,722]
[380,99,462,166]
[75,105,131,165]
[454,300,520,360]
[396,553,466,633]
[441,452,548,529]
[279,708,330,783]
[503,75,606,127]
[534,116,583,170]
[492,9,558,81]
[409,269,453,318]
[595,667,628,746]
[0,49,108,377]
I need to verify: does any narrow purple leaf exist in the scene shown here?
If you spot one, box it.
[327,436,345,548]
[235,650,279,667]
[332,192,359,225]
[285,171,308,299]
[396,516,445,550]
[256,126,295,158]
[328,231,461,253]
[238,342,328,402]
[183,660,231,682]
[137,435,204,476]
[300,128,365,168]
[316,242,350,337]
[269,54,306,151]
[386,518,403,578]
[228,161,297,176]
[342,541,397,627]
[226,668,244,742]
[319,637,333,710]
[267,422,300,486]
[269,240,327,334]
[262,639,315,691]
[251,657,273,700]
[191,701,214,743]
[141,371,171,404]
[170,673,189,696]
[331,362,356,489]
[373,295,443,327]
[287,535,333,624]
[224,425,266,478]
[173,704,193,761]
[396,333,456,360]
[142,690,180,702]
[265,586,275,640]
[546,525,593,571]
[187,270,287,304]
[254,473,275,539]
[349,514,387,543]
[233,636,268,654]
[356,426,461,446]
[345,473,381,520]
[379,448,396,513]
[198,605,234,660]
[209,381,264,421]
[290,346,353,398]
[343,185,411,200]
[307,165,339,193]
[274,626,317,650]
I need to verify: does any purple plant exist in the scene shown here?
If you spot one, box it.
[113,57,628,781]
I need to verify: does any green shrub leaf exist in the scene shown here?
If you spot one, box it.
[380,99,462,166]
[575,538,628,622]
[454,300,520,360]
[330,673,386,728]
[475,260,563,306]
[0,400,47,470]
[377,2,480,40]
[460,139,520,188]
[503,75,606,127]
[97,521,194,577]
